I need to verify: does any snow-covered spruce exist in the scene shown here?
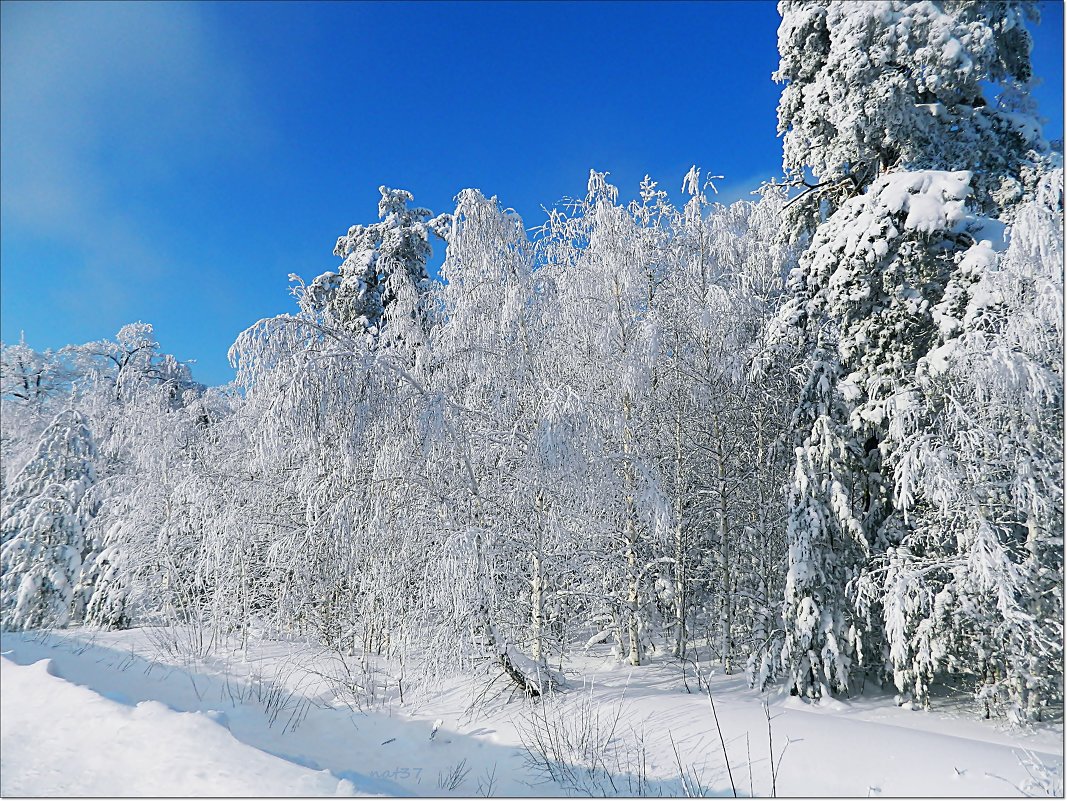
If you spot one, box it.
[772,0,1061,713]
[1,410,95,630]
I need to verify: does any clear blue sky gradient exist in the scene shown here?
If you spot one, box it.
[2,1,1063,386]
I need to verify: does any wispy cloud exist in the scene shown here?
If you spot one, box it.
[1,0,264,315]
[709,168,782,207]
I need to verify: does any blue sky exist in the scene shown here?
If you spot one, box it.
[2,1,1063,387]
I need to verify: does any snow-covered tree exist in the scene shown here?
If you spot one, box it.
[0,337,70,408]
[875,164,1064,717]
[299,186,449,358]
[537,170,672,667]
[55,324,207,628]
[776,0,1044,226]
[641,172,798,675]
[224,189,451,673]
[772,0,1058,707]
[77,383,231,631]
[1,339,72,493]
[1,410,96,630]
[776,169,989,696]
[71,322,197,408]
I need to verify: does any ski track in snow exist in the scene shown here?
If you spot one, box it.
[1,628,1062,797]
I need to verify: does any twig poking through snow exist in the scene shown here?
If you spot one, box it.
[764,699,778,797]
[698,667,736,798]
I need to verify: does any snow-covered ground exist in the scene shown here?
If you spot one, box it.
[1,627,1061,797]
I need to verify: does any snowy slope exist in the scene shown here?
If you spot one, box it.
[0,657,366,797]
[1,628,1061,797]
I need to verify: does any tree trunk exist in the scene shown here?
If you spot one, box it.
[713,413,732,674]
[623,393,642,667]
[473,500,545,696]
[672,403,687,660]
[531,552,544,664]
[530,490,548,665]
